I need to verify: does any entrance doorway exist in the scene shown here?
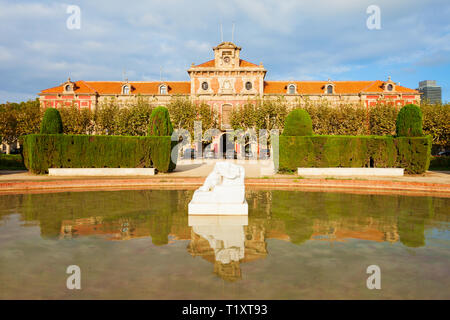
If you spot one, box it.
[219,132,236,159]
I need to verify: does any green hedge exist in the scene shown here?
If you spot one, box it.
[279,135,431,174]
[40,108,63,134]
[22,134,176,174]
[148,106,173,136]
[429,156,450,171]
[396,104,423,137]
[0,153,26,170]
[282,109,313,136]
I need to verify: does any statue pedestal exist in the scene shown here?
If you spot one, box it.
[188,162,248,215]
[188,201,248,215]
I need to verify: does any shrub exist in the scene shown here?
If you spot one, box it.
[94,97,155,136]
[279,135,431,174]
[369,103,398,136]
[148,106,173,136]
[0,99,41,145]
[59,105,94,135]
[167,97,196,133]
[282,109,313,136]
[0,153,25,170]
[396,104,423,137]
[429,156,450,171]
[420,103,450,150]
[304,103,369,136]
[21,134,175,174]
[40,108,63,134]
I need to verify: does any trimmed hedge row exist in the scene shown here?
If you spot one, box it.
[0,153,26,170]
[22,134,176,174]
[279,135,431,174]
[429,156,450,171]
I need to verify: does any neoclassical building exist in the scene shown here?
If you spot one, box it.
[39,41,420,128]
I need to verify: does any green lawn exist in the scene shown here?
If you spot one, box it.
[0,153,26,170]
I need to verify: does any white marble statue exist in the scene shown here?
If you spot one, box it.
[188,162,248,215]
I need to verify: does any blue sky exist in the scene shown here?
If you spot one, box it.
[0,0,449,103]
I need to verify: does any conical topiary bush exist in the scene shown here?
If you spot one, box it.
[282,108,313,136]
[40,107,63,134]
[396,104,423,137]
[148,106,173,136]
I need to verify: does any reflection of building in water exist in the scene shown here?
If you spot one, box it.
[310,218,399,243]
[60,217,151,241]
[187,216,267,282]
[244,222,269,260]
[60,212,400,248]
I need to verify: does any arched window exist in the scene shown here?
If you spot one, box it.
[65,84,71,92]
[327,85,333,94]
[202,82,208,90]
[387,84,393,91]
[288,84,296,95]
[122,85,130,95]
[245,81,252,90]
[159,84,167,95]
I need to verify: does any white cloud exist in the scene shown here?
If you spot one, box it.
[185,40,211,53]
[0,1,63,19]
[0,0,449,102]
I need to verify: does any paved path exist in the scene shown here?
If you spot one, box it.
[1,159,449,196]
[1,165,448,184]
[0,169,449,197]
[171,159,274,177]
[0,159,275,180]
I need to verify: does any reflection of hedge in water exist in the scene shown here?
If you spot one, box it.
[6,190,192,244]
[0,190,448,248]
[267,190,447,248]
[396,196,429,248]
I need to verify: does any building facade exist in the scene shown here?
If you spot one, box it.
[418,80,442,104]
[39,41,421,129]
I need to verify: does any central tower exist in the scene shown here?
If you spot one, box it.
[188,42,266,129]
[213,42,241,68]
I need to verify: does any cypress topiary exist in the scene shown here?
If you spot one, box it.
[396,104,423,137]
[282,109,313,136]
[40,108,63,134]
[148,106,173,136]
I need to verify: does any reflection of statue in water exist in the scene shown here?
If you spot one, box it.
[214,261,241,282]
[188,162,247,215]
[188,216,247,282]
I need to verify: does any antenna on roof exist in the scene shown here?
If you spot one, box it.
[220,23,223,42]
[122,68,127,82]
[232,22,235,43]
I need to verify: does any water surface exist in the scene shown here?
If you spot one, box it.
[0,189,448,299]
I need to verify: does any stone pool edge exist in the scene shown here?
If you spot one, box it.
[1,177,449,197]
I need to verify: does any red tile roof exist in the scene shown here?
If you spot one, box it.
[40,80,418,96]
[40,81,191,95]
[263,80,418,94]
[239,59,259,67]
[193,59,215,68]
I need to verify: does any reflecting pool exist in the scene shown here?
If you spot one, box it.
[0,189,449,299]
